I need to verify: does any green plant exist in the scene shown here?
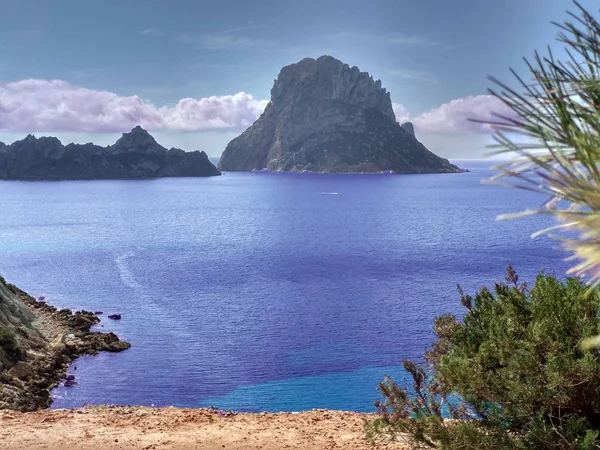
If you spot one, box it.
[0,326,24,360]
[367,267,600,449]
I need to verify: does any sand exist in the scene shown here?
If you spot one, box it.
[0,406,407,450]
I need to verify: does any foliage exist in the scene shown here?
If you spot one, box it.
[6,283,19,295]
[482,1,600,296]
[0,326,24,361]
[367,267,600,449]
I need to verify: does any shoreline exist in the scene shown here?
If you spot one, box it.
[0,278,130,411]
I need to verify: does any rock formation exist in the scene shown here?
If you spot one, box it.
[400,122,415,136]
[0,126,220,180]
[219,55,457,174]
[0,276,130,411]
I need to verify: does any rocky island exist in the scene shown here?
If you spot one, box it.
[0,276,130,411]
[219,55,458,174]
[0,126,220,180]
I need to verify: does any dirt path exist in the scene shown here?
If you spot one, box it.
[0,406,407,450]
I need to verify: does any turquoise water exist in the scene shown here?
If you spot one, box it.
[195,365,407,412]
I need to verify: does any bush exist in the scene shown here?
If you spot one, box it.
[0,327,24,361]
[367,267,600,449]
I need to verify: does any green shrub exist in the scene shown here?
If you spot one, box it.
[368,267,600,449]
[6,283,19,294]
[0,326,24,361]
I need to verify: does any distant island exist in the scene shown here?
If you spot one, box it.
[0,126,220,180]
[219,55,458,174]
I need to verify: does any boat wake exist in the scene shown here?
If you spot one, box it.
[114,250,143,291]
[112,248,188,344]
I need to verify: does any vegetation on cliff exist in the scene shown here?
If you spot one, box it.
[0,327,24,361]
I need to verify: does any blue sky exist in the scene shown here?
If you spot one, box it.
[0,0,596,157]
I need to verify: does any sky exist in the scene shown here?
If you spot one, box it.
[0,0,597,158]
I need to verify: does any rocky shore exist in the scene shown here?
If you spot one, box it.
[0,276,130,411]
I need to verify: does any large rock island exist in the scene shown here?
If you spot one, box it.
[219,55,457,174]
[0,126,220,180]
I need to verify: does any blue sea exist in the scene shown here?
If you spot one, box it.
[0,160,571,412]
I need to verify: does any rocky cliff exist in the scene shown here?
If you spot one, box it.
[0,276,130,411]
[0,126,221,180]
[219,55,457,174]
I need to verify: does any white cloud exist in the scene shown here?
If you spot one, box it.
[392,103,411,123]
[393,95,515,134]
[0,79,268,133]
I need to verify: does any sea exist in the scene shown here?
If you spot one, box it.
[0,159,571,412]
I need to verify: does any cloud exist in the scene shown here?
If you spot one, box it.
[389,69,439,84]
[393,95,516,134]
[385,33,441,47]
[0,79,268,133]
[392,103,411,124]
[0,79,513,135]
[140,28,164,36]
[414,96,515,133]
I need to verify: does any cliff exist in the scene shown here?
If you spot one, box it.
[0,276,130,411]
[0,126,221,180]
[219,55,457,174]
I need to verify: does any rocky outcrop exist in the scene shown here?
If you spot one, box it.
[0,126,220,180]
[400,122,415,136]
[219,55,457,174]
[0,276,130,411]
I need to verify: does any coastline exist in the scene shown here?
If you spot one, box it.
[0,278,130,411]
